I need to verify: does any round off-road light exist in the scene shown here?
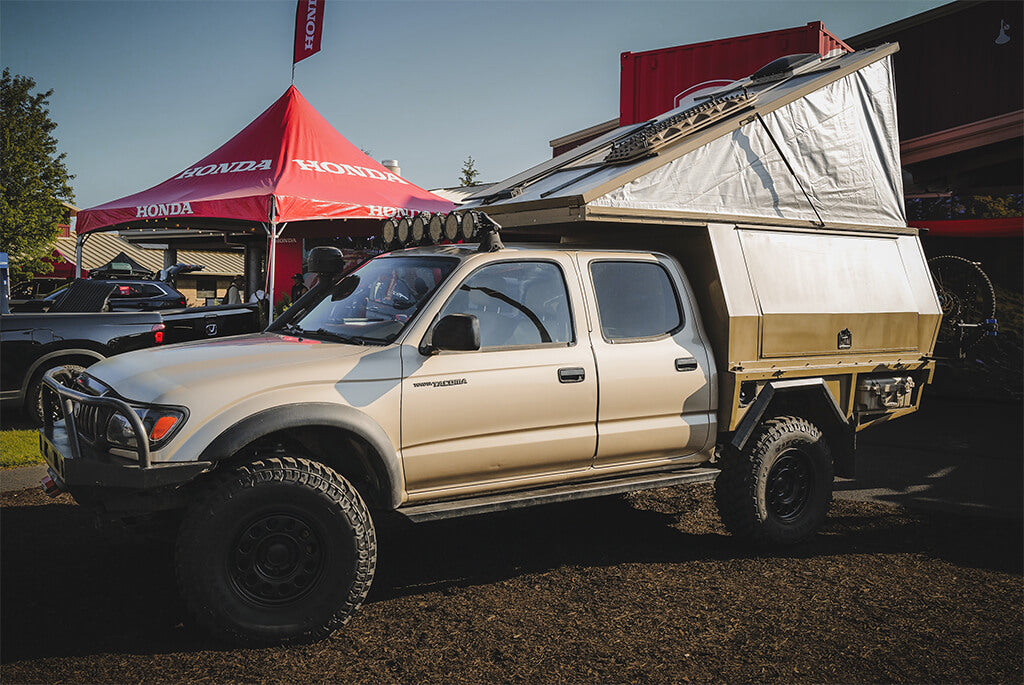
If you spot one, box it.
[443,213,460,242]
[458,212,476,242]
[428,213,444,243]
[396,217,411,245]
[410,214,427,243]
[381,218,397,245]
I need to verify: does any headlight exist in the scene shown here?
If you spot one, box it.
[106,413,137,448]
[105,406,186,450]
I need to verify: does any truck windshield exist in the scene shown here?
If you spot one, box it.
[288,255,459,344]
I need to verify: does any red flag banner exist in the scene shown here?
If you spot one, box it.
[293,0,325,65]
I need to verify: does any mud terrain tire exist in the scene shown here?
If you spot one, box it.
[175,457,376,645]
[715,416,833,546]
[28,362,87,426]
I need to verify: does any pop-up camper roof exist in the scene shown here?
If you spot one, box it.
[462,43,906,232]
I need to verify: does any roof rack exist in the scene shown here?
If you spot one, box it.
[605,91,756,165]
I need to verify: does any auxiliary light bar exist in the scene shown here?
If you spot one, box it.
[379,211,498,250]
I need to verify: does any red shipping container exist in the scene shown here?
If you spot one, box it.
[620,22,852,125]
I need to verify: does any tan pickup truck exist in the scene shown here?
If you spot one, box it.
[40,220,940,646]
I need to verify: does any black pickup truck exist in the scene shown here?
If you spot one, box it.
[1,279,259,423]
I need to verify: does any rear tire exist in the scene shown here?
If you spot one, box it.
[175,457,376,645]
[715,416,833,546]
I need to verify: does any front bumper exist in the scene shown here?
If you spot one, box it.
[39,371,210,510]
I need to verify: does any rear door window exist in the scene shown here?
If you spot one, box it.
[590,261,683,341]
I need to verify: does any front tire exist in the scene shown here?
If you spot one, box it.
[715,416,833,545]
[175,457,376,645]
[27,362,87,426]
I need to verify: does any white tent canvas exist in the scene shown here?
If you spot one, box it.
[465,44,905,231]
[590,57,904,226]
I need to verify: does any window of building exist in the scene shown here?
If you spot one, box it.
[195,276,217,300]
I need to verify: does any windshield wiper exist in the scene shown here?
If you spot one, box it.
[313,328,377,345]
[279,324,355,344]
[280,323,382,346]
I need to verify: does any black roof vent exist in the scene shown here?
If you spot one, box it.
[751,53,822,84]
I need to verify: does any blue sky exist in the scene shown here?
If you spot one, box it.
[2,0,947,209]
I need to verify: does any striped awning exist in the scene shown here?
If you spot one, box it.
[53,232,243,276]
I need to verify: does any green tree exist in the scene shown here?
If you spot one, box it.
[1,69,75,280]
[459,156,480,187]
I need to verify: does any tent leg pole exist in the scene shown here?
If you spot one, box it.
[754,113,825,227]
[268,223,277,323]
[75,235,84,278]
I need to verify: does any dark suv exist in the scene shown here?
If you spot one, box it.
[38,279,185,311]
[13,264,200,312]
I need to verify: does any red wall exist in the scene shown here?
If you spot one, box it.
[620,22,851,125]
[271,238,303,305]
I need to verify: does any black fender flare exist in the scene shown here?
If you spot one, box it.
[24,348,107,395]
[730,377,856,478]
[199,403,403,509]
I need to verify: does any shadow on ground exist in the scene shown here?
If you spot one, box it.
[2,483,1020,665]
[838,397,1023,518]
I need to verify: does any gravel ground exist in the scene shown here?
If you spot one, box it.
[2,482,1021,684]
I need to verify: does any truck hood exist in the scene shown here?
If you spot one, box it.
[85,333,395,407]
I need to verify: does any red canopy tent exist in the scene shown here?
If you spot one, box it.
[75,86,454,305]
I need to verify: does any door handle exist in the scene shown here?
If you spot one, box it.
[675,357,698,372]
[558,367,586,383]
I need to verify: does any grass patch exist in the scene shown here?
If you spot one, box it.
[1,429,43,468]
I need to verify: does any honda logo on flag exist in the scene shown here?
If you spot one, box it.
[294,0,325,64]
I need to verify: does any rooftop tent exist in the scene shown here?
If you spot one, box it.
[462,44,906,232]
[89,251,155,278]
[75,86,455,304]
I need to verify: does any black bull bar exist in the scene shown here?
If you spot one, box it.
[41,369,152,467]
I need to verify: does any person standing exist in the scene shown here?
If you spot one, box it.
[249,285,268,325]
[224,275,244,305]
[291,273,308,302]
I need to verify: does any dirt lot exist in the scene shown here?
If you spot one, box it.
[2,478,1021,684]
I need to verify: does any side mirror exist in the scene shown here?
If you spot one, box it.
[422,314,480,354]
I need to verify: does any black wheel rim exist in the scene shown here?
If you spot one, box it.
[229,511,326,607]
[766,449,812,522]
[38,368,77,423]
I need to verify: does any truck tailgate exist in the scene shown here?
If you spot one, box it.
[161,304,260,343]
